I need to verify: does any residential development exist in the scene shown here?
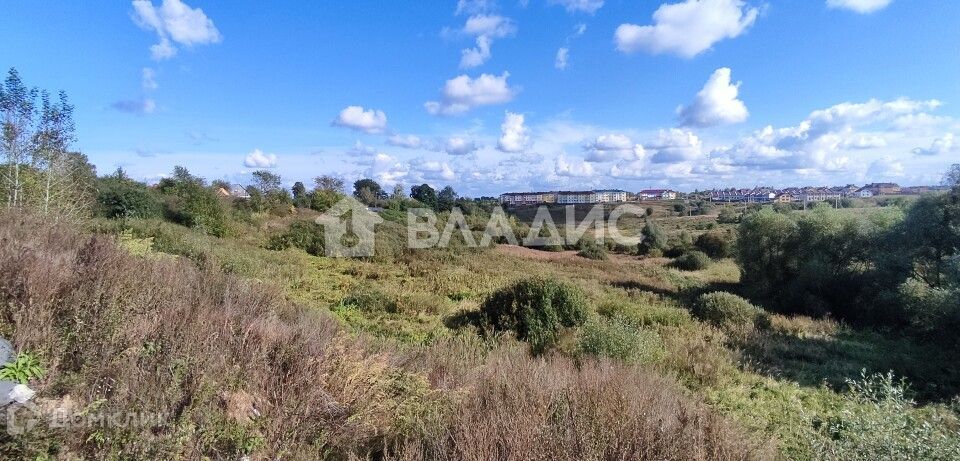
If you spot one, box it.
[500,182,941,206]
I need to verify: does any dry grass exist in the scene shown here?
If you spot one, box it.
[0,212,770,460]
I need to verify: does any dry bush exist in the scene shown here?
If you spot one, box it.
[0,212,769,460]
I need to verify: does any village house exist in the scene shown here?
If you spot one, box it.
[862,182,901,196]
[638,189,677,200]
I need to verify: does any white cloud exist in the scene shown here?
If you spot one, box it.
[425,72,518,116]
[387,134,423,149]
[555,47,569,69]
[555,154,596,177]
[410,159,457,182]
[332,106,388,134]
[678,67,748,127]
[347,141,378,157]
[111,98,156,115]
[649,129,703,163]
[583,134,646,162]
[497,112,530,153]
[912,133,956,156]
[550,0,604,14]
[243,149,278,168]
[574,23,587,36]
[867,155,904,178]
[459,15,516,68]
[615,0,759,58]
[369,153,408,186]
[710,97,943,173]
[131,0,222,60]
[443,136,480,156]
[141,67,158,91]
[826,0,892,14]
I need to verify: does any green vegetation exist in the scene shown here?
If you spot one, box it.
[693,292,769,331]
[671,250,713,271]
[0,351,44,384]
[478,278,588,353]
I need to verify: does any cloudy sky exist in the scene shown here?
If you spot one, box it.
[4,0,959,195]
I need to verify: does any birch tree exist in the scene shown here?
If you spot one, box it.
[0,68,38,208]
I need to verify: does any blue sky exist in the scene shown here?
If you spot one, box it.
[3,0,959,195]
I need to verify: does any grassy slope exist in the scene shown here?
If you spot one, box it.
[100,210,960,459]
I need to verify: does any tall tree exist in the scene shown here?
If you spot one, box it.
[353,178,385,205]
[252,170,282,194]
[0,68,38,208]
[410,183,437,208]
[437,185,458,211]
[314,175,345,194]
[33,90,81,216]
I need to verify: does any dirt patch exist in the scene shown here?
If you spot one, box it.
[495,245,583,261]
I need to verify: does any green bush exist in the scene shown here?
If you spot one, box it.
[576,240,607,260]
[479,278,589,353]
[638,218,668,255]
[341,283,398,313]
[693,292,768,329]
[96,176,163,219]
[576,316,663,364]
[808,371,960,460]
[266,221,325,256]
[695,231,733,259]
[671,250,712,271]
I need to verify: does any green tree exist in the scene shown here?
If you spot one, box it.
[292,181,309,208]
[410,183,437,209]
[353,178,385,205]
[96,170,162,219]
[638,218,667,255]
[437,185,458,211]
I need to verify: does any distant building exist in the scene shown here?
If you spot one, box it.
[499,189,627,206]
[862,182,901,196]
[230,185,251,199]
[638,189,677,200]
[857,188,874,198]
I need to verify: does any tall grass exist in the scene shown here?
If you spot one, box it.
[0,212,768,460]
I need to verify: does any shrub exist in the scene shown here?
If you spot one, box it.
[576,240,607,260]
[576,316,663,364]
[693,292,768,330]
[341,283,398,313]
[265,221,325,256]
[695,231,733,259]
[479,278,589,353]
[717,207,740,224]
[96,176,163,219]
[638,219,667,255]
[671,250,712,271]
[808,371,960,460]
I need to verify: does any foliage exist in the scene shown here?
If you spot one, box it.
[717,207,740,224]
[638,218,668,255]
[576,239,607,260]
[157,166,231,237]
[693,292,768,330]
[265,220,325,256]
[95,171,162,219]
[479,278,588,353]
[671,250,713,271]
[0,351,44,384]
[410,183,437,209]
[576,316,663,364]
[695,230,733,259]
[808,371,960,460]
[353,178,386,205]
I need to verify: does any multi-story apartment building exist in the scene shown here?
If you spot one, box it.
[499,189,628,206]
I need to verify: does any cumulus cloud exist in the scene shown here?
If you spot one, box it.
[583,134,646,162]
[826,0,892,14]
[912,133,956,156]
[425,72,518,116]
[678,67,748,127]
[111,98,156,115]
[131,0,222,60]
[410,159,457,182]
[459,15,516,68]
[649,129,703,163]
[332,106,388,134]
[497,112,530,153]
[867,155,904,178]
[555,154,596,177]
[347,141,378,157]
[369,152,408,186]
[443,136,480,156]
[243,149,278,168]
[550,0,604,14]
[710,97,942,172]
[555,48,569,69]
[615,0,758,58]
[387,134,423,149]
